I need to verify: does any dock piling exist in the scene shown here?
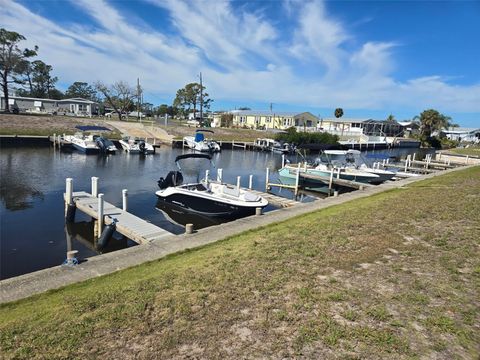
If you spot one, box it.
[329,169,334,195]
[294,163,301,196]
[265,168,270,191]
[205,170,210,182]
[97,194,104,238]
[65,178,73,206]
[333,190,339,197]
[249,174,253,189]
[255,207,263,216]
[91,177,99,198]
[122,189,128,211]
[236,176,241,190]
[217,168,223,183]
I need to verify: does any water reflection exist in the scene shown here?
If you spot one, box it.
[155,199,222,229]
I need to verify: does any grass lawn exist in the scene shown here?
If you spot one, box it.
[1,167,479,359]
[448,146,480,157]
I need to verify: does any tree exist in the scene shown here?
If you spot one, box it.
[0,28,37,112]
[173,82,212,119]
[386,114,396,122]
[29,60,57,98]
[415,109,452,138]
[334,108,344,118]
[95,81,136,121]
[65,82,97,101]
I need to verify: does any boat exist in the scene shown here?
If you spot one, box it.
[278,150,382,185]
[183,130,221,152]
[64,125,115,154]
[254,138,276,151]
[156,154,268,219]
[326,149,396,184]
[118,136,154,154]
[272,141,295,154]
[95,136,117,154]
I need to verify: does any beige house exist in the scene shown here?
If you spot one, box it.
[231,110,319,130]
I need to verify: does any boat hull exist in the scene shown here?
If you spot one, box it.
[71,143,99,154]
[156,192,261,220]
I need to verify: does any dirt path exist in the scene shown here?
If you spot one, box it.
[106,121,174,143]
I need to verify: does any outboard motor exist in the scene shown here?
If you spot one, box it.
[138,141,146,154]
[158,171,183,189]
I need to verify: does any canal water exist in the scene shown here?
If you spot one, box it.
[0,145,433,280]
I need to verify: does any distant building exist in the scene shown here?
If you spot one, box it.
[0,95,98,117]
[231,110,319,130]
[318,118,405,137]
[442,128,480,143]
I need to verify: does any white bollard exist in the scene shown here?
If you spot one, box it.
[205,169,210,182]
[122,189,128,211]
[237,176,241,190]
[65,178,73,205]
[98,193,104,238]
[217,168,223,182]
[91,177,99,197]
[249,174,253,189]
[185,223,194,234]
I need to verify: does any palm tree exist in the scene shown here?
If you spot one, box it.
[334,108,343,118]
[416,109,451,138]
[386,114,396,122]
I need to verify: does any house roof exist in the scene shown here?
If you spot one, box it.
[2,95,97,104]
[442,127,480,134]
[58,98,97,104]
[320,118,372,123]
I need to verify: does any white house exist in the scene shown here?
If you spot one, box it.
[442,128,480,143]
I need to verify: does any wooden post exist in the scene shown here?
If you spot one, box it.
[98,193,104,238]
[91,177,99,197]
[249,174,253,189]
[404,155,410,172]
[236,176,241,190]
[65,178,73,206]
[122,189,128,211]
[412,153,416,162]
[295,163,301,196]
[329,168,334,193]
[217,168,223,182]
[205,169,210,182]
[265,167,270,191]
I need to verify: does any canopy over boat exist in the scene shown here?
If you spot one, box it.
[195,129,214,133]
[175,153,212,169]
[75,125,111,132]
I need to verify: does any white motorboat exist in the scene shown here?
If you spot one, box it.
[64,133,100,154]
[95,136,117,154]
[119,137,154,154]
[183,130,221,152]
[326,150,396,184]
[156,154,268,219]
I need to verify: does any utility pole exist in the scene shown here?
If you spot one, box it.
[199,72,203,124]
[137,78,141,121]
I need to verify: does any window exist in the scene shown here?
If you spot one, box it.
[255,116,260,124]
[266,116,271,123]
[240,116,246,123]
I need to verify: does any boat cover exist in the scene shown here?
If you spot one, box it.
[175,153,212,162]
[194,133,205,142]
[196,129,214,133]
[75,125,111,131]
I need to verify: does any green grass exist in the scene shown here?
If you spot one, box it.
[448,146,480,157]
[1,167,479,358]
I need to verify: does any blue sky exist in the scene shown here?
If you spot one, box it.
[1,0,479,126]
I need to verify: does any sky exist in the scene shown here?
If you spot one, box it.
[1,0,479,127]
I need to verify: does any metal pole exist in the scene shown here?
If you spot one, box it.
[122,189,128,211]
[91,177,99,197]
[249,174,253,189]
[98,193,104,238]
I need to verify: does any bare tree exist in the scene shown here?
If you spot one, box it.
[95,81,136,121]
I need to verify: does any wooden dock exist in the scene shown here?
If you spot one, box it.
[246,188,299,208]
[68,191,173,244]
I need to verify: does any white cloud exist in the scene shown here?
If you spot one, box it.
[0,0,478,114]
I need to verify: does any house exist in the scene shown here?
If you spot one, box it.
[0,95,98,117]
[318,118,405,137]
[231,110,319,130]
[442,128,480,143]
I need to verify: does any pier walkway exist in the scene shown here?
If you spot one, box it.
[70,191,172,244]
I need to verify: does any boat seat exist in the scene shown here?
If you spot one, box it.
[221,185,240,198]
[241,192,260,202]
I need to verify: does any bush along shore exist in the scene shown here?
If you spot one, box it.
[0,167,479,358]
